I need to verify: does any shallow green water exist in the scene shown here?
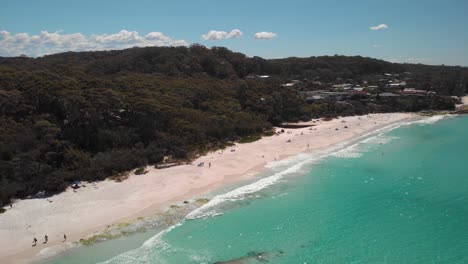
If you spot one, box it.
[49,115,468,264]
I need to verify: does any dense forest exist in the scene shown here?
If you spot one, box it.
[1,45,467,206]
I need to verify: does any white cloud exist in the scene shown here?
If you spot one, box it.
[254,31,277,39]
[170,39,189,46]
[0,29,188,57]
[371,44,383,48]
[145,32,172,42]
[227,29,243,39]
[370,24,389,31]
[201,29,243,40]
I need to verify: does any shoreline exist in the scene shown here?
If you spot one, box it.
[0,112,424,263]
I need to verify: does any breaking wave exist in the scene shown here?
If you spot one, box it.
[410,114,453,125]
[98,224,180,264]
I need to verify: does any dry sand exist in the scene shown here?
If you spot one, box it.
[461,96,468,106]
[0,113,416,263]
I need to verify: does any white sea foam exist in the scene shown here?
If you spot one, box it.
[410,114,452,125]
[332,134,399,159]
[265,153,312,169]
[98,223,180,264]
[185,166,295,219]
[332,145,363,158]
[36,242,77,260]
[413,115,445,124]
[362,134,398,145]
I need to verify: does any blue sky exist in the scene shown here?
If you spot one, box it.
[1,0,467,66]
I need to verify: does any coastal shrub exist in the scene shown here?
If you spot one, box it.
[44,171,68,192]
[134,167,148,175]
[172,147,188,159]
[262,129,276,137]
[110,171,130,182]
[238,134,262,144]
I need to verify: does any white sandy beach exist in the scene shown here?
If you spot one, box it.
[0,113,417,263]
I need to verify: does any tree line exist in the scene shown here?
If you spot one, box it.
[0,45,465,206]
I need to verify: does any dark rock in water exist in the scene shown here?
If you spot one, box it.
[214,250,283,263]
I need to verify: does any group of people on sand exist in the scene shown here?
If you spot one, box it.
[32,235,47,246]
[32,234,66,247]
[197,161,212,168]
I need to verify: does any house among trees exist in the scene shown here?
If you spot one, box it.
[245,74,270,79]
[332,83,352,90]
[282,82,296,87]
[379,92,400,97]
[388,82,407,88]
[400,88,433,96]
[350,90,370,98]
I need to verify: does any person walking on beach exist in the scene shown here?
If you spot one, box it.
[32,237,37,246]
[44,235,48,244]
[63,234,67,242]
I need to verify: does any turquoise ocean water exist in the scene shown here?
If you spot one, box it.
[47,115,468,264]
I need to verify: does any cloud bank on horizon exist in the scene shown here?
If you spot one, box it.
[0,25,389,58]
[0,28,282,57]
[0,30,188,57]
